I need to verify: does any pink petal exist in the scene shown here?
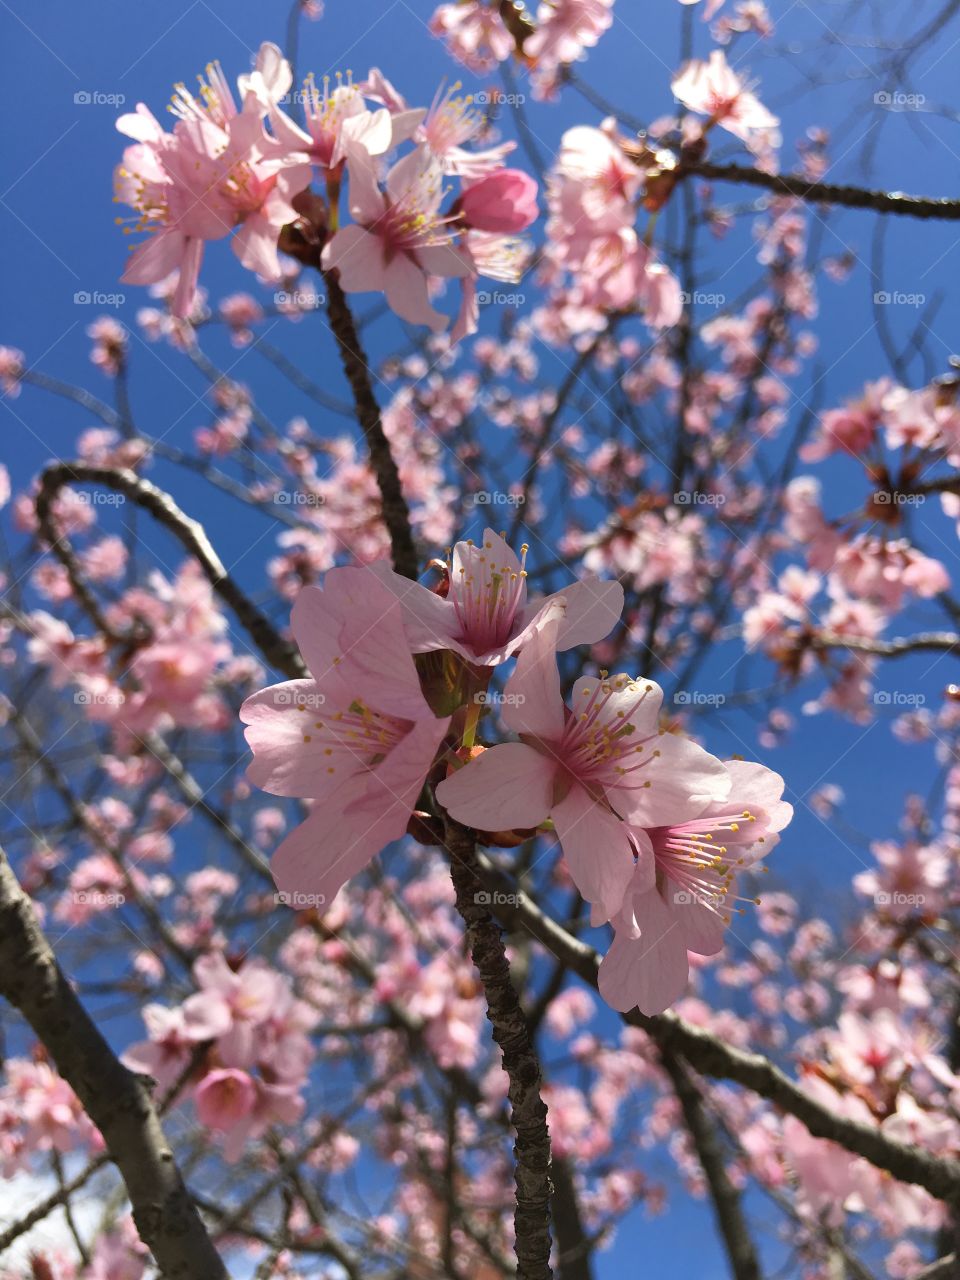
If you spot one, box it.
[290,586,351,687]
[240,679,351,800]
[365,563,462,653]
[121,229,187,286]
[599,889,690,1015]
[232,213,281,280]
[552,784,636,922]
[383,253,447,330]
[172,237,205,318]
[416,242,474,280]
[326,567,434,720]
[321,225,387,293]
[436,742,554,831]
[344,143,387,224]
[609,733,730,826]
[550,577,624,650]
[501,614,565,742]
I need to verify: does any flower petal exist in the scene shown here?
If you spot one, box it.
[436,742,554,831]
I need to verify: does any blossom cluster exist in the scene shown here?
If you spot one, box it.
[242,531,791,1015]
[123,950,316,1161]
[114,44,539,339]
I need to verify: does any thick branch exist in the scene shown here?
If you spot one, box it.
[0,845,229,1280]
[322,272,419,580]
[445,818,554,1280]
[682,162,960,220]
[472,850,960,1204]
[36,463,304,679]
[660,1051,762,1280]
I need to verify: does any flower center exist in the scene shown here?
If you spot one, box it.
[297,698,409,776]
[561,674,660,788]
[649,812,761,923]
[450,539,528,653]
[303,72,360,166]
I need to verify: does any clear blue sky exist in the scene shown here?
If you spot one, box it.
[2,1,960,1273]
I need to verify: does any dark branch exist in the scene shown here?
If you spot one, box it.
[0,844,230,1280]
[682,161,960,220]
[445,818,555,1280]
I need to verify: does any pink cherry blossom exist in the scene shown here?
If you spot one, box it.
[429,3,516,74]
[115,46,311,317]
[195,1067,257,1132]
[460,169,539,233]
[437,616,731,925]
[671,50,779,149]
[241,567,451,905]
[372,529,623,666]
[598,760,792,1015]
[321,145,473,331]
[268,70,411,172]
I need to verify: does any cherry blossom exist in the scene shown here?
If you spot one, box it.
[241,567,451,904]
[372,529,623,666]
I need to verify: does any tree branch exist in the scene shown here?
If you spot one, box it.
[682,162,960,220]
[0,844,230,1280]
[813,630,960,658]
[36,463,304,679]
[445,818,554,1280]
[322,272,419,580]
[659,1051,762,1280]
[472,850,960,1204]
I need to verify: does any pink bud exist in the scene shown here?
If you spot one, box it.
[460,169,539,233]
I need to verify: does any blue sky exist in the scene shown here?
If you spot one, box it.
[3,0,960,1273]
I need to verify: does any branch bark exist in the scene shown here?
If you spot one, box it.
[682,161,960,220]
[322,271,419,580]
[472,849,960,1205]
[0,844,230,1280]
[445,817,554,1280]
[814,630,960,658]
